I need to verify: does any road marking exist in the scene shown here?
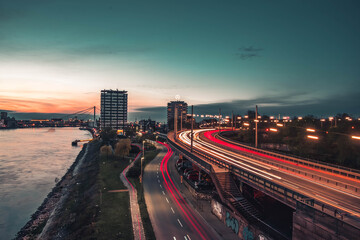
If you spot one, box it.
[166,197,169,203]
[187,235,192,240]
[184,236,188,240]
[162,191,165,195]
[157,175,159,178]
[171,207,175,214]
[160,184,162,188]
[158,179,160,183]
[173,237,176,240]
[177,218,183,227]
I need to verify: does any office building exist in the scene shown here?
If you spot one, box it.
[100,89,128,129]
[167,101,188,130]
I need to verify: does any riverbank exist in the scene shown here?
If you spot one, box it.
[15,140,101,239]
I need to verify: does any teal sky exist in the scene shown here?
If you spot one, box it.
[1,0,360,120]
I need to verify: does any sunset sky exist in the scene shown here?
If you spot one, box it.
[1,1,360,121]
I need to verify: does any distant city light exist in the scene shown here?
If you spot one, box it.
[244,115,248,119]
[276,123,283,127]
[270,116,274,120]
[270,128,278,132]
[307,135,319,140]
[329,117,334,121]
[298,117,303,120]
[320,119,326,122]
[243,122,250,126]
[306,128,316,132]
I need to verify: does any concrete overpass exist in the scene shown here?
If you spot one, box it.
[166,129,360,240]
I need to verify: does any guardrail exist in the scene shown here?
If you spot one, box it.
[168,135,360,228]
[168,137,291,239]
[217,131,360,180]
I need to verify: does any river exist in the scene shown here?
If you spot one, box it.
[0,127,91,239]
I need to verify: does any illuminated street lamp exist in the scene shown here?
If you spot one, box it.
[269,128,278,132]
[277,123,283,127]
[243,122,250,126]
[352,136,360,140]
[307,135,319,140]
[306,128,316,132]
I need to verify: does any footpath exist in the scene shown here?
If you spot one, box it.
[120,144,146,240]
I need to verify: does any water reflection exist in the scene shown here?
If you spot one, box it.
[0,128,91,239]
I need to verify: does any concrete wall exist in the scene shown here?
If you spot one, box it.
[211,199,273,240]
[293,202,360,240]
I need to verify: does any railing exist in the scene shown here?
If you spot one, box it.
[168,135,360,228]
[217,131,360,180]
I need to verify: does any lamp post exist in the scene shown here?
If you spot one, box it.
[255,105,258,148]
[191,105,194,152]
[141,140,145,183]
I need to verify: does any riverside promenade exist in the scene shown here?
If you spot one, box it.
[120,144,146,240]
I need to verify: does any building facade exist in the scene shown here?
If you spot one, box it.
[100,89,128,129]
[167,101,188,130]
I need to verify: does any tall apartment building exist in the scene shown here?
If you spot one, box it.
[167,101,188,130]
[100,89,128,129]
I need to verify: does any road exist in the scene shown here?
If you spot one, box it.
[143,142,221,240]
[177,129,360,226]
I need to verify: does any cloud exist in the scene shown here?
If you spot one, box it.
[131,91,360,122]
[238,46,263,52]
[70,44,153,56]
[236,46,263,60]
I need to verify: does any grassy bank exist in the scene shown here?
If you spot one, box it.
[128,146,160,240]
[95,154,136,239]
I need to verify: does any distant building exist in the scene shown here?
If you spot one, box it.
[167,101,188,131]
[100,89,128,129]
[1,112,7,120]
[139,118,156,133]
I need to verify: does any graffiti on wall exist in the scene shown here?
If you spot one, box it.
[242,226,254,240]
[225,211,239,235]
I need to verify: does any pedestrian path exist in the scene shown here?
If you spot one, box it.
[120,147,146,240]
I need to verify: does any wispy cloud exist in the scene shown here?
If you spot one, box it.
[236,46,263,60]
[133,91,360,121]
[70,44,153,56]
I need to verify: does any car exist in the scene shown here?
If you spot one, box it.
[183,168,194,176]
[176,159,183,166]
[187,172,199,181]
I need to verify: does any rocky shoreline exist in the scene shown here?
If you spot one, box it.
[15,140,99,240]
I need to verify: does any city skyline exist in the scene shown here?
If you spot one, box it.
[1,1,360,120]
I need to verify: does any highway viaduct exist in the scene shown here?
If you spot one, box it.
[164,129,360,240]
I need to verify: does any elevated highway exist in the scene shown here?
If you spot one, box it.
[167,129,360,239]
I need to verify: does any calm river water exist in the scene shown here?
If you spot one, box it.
[0,127,91,239]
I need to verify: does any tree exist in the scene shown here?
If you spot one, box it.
[100,145,113,159]
[100,127,117,144]
[115,138,131,159]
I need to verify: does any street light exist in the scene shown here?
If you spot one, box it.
[306,128,316,132]
[307,135,319,140]
[141,140,145,183]
[140,157,144,183]
[352,136,360,140]
[269,128,278,132]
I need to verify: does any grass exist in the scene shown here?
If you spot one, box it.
[95,154,137,240]
[128,148,161,240]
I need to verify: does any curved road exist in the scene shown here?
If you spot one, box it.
[177,129,360,226]
[143,142,221,240]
